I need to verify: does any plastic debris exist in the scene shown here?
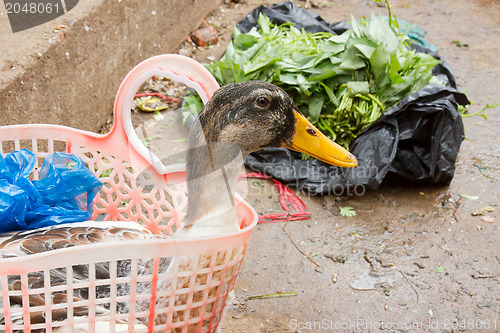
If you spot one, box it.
[0,150,103,233]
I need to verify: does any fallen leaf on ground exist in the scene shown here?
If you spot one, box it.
[460,194,479,200]
[435,266,447,273]
[340,206,357,217]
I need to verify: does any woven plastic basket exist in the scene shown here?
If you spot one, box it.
[0,54,258,333]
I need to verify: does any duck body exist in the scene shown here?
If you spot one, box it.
[0,81,357,332]
[0,221,153,332]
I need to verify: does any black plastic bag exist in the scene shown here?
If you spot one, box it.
[240,2,469,195]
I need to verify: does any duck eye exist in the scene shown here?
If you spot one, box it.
[256,97,269,107]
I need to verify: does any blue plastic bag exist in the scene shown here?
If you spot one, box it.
[0,180,29,231]
[0,150,103,233]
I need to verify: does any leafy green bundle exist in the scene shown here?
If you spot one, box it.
[189,14,441,149]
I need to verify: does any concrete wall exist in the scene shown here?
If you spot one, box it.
[0,0,222,132]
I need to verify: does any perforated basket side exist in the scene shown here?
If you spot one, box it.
[73,143,188,235]
[0,211,256,333]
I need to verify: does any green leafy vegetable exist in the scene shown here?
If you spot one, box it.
[182,90,204,124]
[186,12,441,150]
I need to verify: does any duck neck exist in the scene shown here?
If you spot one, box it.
[182,125,244,235]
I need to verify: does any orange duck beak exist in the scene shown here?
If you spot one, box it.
[281,111,358,168]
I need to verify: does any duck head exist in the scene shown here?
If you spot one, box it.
[182,81,357,235]
[194,80,357,167]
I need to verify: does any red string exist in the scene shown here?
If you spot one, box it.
[134,92,179,104]
[258,212,312,223]
[239,173,311,223]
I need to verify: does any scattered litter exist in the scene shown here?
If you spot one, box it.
[169,138,188,143]
[83,21,91,31]
[251,180,263,187]
[142,137,152,147]
[414,262,425,269]
[245,292,297,301]
[240,172,312,223]
[239,173,307,213]
[477,302,494,309]
[452,40,469,49]
[258,212,311,223]
[339,206,356,217]
[53,24,66,31]
[135,92,179,104]
[461,102,498,119]
[136,97,169,112]
[435,266,447,273]
[473,163,496,180]
[471,206,494,216]
[325,254,348,263]
[349,271,394,291]
[282,225,323,269]
[398,270,420,310]
[152,112,165,121]
[459,194,479,200]
[471,274,495,279]
[190,25,218,46]
[481,216,495,223]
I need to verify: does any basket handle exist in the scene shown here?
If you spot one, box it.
[112,54,220,175]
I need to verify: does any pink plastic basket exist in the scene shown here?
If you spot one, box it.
[0,54,258,332]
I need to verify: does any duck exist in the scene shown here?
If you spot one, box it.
[149,80,357,331]
[178,80,357,236]
[0,80,357,332]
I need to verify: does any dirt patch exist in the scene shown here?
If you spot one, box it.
[132,0,499,332]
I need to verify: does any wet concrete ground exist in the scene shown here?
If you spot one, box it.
[135,0,499,331]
